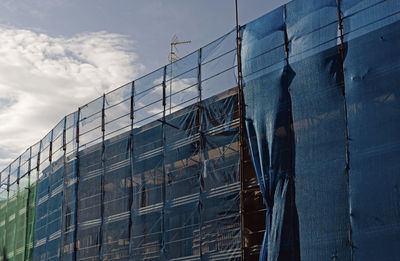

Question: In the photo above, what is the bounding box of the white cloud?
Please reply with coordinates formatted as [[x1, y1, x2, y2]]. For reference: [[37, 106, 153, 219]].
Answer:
[[0, 26, 145, 171]]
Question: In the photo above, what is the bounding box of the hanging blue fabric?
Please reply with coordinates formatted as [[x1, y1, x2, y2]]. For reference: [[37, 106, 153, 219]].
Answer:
[[241, 5, 300, 261]]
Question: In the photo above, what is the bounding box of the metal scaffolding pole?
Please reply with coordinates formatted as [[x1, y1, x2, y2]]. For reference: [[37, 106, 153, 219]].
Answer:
[[235, 0, 246, 259]]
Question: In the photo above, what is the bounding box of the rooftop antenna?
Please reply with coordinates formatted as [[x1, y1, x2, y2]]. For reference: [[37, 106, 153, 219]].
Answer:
[[168, 35, 191, 114]]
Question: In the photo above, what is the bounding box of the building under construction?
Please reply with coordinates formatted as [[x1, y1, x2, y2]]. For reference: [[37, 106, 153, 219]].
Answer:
[[1, 0, 400, 260]]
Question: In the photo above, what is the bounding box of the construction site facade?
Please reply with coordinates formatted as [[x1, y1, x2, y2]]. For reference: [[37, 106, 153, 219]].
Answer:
[[1, 0, 400, 260]]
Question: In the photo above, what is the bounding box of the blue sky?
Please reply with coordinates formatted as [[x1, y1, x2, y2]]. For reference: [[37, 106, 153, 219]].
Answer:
[[0, 0, 288, 170]]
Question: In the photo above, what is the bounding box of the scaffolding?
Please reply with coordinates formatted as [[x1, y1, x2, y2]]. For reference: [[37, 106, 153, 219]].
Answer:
[[1, 0, 400, 260]]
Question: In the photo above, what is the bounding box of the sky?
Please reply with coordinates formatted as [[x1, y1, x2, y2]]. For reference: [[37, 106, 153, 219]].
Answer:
[[0, 0, 288, 171]]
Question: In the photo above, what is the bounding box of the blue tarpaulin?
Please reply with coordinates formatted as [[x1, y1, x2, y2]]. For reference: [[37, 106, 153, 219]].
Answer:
[[242, 0, 400, 260]]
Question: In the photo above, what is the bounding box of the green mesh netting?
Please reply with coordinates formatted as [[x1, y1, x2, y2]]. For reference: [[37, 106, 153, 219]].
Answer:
[[0, 192, 7, 261], [0, 183, 36, 261]]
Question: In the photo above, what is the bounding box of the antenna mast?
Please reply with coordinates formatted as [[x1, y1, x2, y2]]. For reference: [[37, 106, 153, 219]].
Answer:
[[168, 35, 191, 114]]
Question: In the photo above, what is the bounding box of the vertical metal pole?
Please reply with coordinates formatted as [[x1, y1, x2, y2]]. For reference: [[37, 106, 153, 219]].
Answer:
[[48, 129, 54, 261], [60, 117, 67, 261], [73, 109, 80, 261], [235, 0, 246, 259], [12, 156, 21, 260], [29, 140, 42, 260], [49, 132, 53, 164], [99, 94, 106, 261], [161, 66, 167, 260], [44, 129, 54, 260], [7, 161, 10, 199], [17, 156, 21, 185], [5, 165, 10, 260], [23, 146, 32, 261], [283, 5, 289, 65], [336, 0, 346, 97], [17, 155, 21, 193], [37, 141, 42, 181], [170, 45, 173, 115], [32, 140, 42, 259], [336, 1, 353, 259], [128, 81, 135, 260], [197, 48, 203, 260]]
